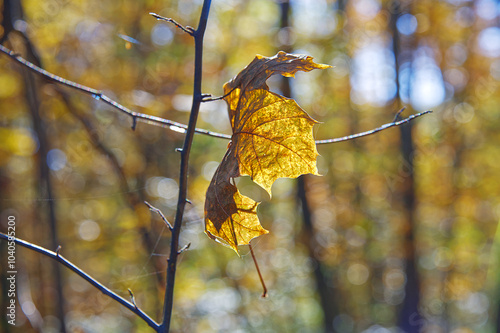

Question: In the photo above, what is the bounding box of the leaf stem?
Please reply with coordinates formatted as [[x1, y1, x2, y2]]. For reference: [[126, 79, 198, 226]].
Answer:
[[249, 243, 268, 298], [159, 1, 212, 332], [201, 87, 237, 102]]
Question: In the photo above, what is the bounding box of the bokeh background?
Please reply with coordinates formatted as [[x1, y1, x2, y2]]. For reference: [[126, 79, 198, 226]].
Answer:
[[1, 0, 500, 332]]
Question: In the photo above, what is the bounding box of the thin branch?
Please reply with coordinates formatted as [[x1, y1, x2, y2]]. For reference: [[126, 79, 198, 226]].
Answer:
[[0, 45, 431, 145], [0, 44, 231, 140], [177, 243, 191, 254], [315, 110, 432, 145], [128, 289, 138, 309], [0, 233, 160, 330], [149, 12, 195, 36], [145, 201, 173, 231], [393, 106, 406, 122]]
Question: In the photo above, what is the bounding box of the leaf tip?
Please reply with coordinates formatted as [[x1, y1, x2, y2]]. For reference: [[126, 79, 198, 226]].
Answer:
[[204, 228, 241, 255]]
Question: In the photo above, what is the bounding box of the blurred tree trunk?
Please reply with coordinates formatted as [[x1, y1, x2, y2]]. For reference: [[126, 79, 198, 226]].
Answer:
[[2, 0, 68, 331], [297, 176, 340, 333], [21, 39, 68, 333], [277, 1, 339, 332], [389, 3, 422, 332]]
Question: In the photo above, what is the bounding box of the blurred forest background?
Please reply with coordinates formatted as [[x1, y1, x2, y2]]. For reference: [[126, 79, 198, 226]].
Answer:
[[1, 0, 500, 332]]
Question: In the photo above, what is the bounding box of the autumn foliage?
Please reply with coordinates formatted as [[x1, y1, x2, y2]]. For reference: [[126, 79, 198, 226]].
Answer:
[[204, 52, 330, 253]]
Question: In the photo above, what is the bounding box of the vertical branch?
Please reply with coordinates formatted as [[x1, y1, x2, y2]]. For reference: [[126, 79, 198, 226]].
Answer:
[[160, 1, 212, 332]]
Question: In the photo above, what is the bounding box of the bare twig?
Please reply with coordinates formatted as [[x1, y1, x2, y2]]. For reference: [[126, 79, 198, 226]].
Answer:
[[128, 289, 138, 309], [0, 44, 431, 146], [393, 106, 406, 122], [145, 201, 173, 231], [149, 12, 195, 36], [177, 243, 191, 254], [0, 232, 160, 330], [0, 44, 231, 140], [315, 110, 432, 145]]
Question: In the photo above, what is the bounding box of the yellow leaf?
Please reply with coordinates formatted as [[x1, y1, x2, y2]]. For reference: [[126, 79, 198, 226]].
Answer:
[[224, 51, 331, 95], [229, 88, 319, 194], [224, 51, 329, 194], [204, 151, 268, 254], [204, 52, 330, 253]]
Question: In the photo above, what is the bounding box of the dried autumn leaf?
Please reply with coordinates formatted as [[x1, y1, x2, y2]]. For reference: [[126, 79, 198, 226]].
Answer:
[[225, 88, 319, 194], [205, 150, 268, 253], [204, 52, 330, 253], [224, 51, 330, 194], [225, 51, 332, 93]]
